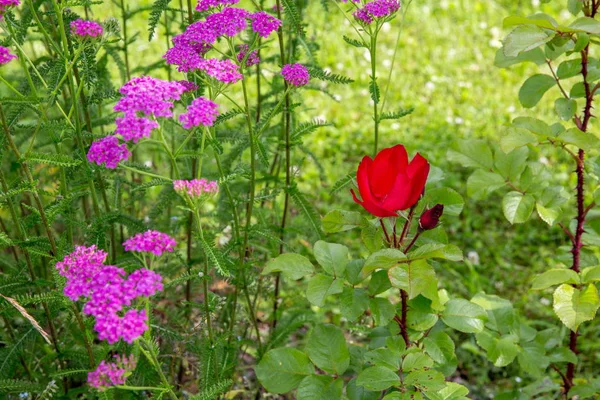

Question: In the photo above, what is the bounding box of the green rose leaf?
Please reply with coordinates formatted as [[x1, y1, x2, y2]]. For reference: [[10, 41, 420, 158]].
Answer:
[[558, 127, 600, 151], [518, 74, 556, 108], [475, 331, 520, 367], [555, 98, 576, 122], [500, 127, 539, 153], [423, 187, 464, 216], [363, 248, 406, 275], [553, 283, 600, 331], [404, 369, 446, 391], [370, 297, 396, 327], [297, 375, 343, 400], [423, 331, 458, 377], [340, 287, 370, 321], [531, 269, 580, 290], [322, 210, 365, 233], [306, 274, 344, 307], [262, 253, 314, 280], [441, 299, 487, 333], [402, 352, 434, 372], [305, 324, 350, 375], [503, 25, 554, 57], [313, 240, 349, 276], [255, 348, 315, 394], [581, 265, 600, 283], [467, 170, 506, 200], [388, 260, 439, 305], [570, 16, 600, 34], [447, 139, 494, 170], [407, 243, 463, 262], [356, 366, 401, 391], [502, 191, 535, 224]]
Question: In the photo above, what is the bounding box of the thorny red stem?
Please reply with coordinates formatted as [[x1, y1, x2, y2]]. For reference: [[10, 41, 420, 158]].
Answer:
[[563, 5, 597, 394]]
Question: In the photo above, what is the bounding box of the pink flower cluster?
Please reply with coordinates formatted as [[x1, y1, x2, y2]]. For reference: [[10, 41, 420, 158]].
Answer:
[[56, 245, 164, 344], [195, 0, 239, 12], [207, 7, 249, 37], [123, 230, 177, 256], [116, 76, 191, 118], [0, 46, 17, 65], [174, 179, 219, 198], [164, 7, 280, 80], [88, 354, 136, 390], [281, 63, 310, 86], [199, 58, 243, 83], [115, 115, 159, 143], [87, 77, 195, 169], [0, 0, 19, 18], [353, 0, 400, 24], [237, 44, 260, 67], [249, 11, 282, 38], [87, 136, 131, 169], [70, 19, 104, 38], [180, 97, 219, 129]]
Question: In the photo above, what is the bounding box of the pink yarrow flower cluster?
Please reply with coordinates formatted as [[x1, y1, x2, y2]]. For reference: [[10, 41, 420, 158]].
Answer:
[[164, 7, 280, 80], [237, 44, 260, 67], [195, 0, 239, 12], [87, 77, 194, 169], [180, 97, 219, 129], [0, 46, 17, 65], [353, 0, 400, 24], [0, 0, 19, 18], [87, 136, 131, 169], [56, 245, 164, 343], [123, 230, 177, 256], [250, 11, 282, 38], [115, 115, 159, 143], [70, 19, 104, 38], [174, 179, 219, 198], [88, 354, 136, 390], [281, 63, 310, 87]]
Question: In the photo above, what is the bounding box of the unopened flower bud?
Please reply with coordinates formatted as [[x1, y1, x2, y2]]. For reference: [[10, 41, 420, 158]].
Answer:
[[419, 204, 444, 230]]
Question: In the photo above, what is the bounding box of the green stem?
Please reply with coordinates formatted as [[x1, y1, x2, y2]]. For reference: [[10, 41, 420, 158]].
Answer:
[[370, 32, 379, 155], [140, 338, 179, 400], [240, 74, 263, 352], [273, 0, 291, 332]]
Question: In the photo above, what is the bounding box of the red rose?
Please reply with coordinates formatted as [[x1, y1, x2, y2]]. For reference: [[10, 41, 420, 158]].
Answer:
[[419, 204, 444, 230], [351, 144, 430, 218]]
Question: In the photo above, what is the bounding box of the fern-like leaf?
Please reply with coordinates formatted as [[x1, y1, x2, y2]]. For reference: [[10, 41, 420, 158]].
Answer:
[[369, 76, 380, 104], [289, 184, 322, 238], [330, 172, 354, 195], [291, 120, 331, 142], [343, 35, 366, 48], [379, 107, 414, 121], [306, 67, 354, 84], [148, 0, 171, 40], [22, 152, 81, 167], [189, 379, 233, 400], [280, 0, 305, 36]]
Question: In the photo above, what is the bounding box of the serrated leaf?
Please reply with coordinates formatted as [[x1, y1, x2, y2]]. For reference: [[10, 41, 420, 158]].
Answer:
[[356, 366, 400, 391], [553, 283, 600, 331], [531, 269, 580, 290], [503, 25, 554, 57], [441, 299, 487, 333], [502, 191, 535, 224], [305, 324, 349, 375], [255, 348, 314, 394], [262, 253, 314, 280], [518, 74, 556, 108]]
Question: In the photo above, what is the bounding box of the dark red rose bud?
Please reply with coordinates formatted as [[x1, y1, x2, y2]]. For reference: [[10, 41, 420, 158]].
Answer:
[[419, 204, 444, 230]]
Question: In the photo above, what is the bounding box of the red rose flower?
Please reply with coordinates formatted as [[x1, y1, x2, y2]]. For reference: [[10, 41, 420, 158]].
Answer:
[[351, 144, 430, 218]]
